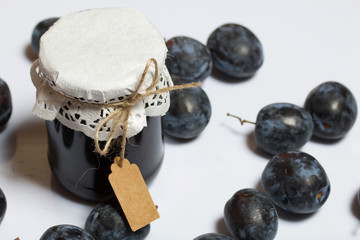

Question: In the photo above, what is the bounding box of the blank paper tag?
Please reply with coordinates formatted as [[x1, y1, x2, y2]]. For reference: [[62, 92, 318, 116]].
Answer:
[[108, 159, 160, 231]]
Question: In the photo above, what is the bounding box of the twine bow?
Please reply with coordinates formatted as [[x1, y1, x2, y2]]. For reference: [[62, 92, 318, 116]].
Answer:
[[94, 58, 201, 167]]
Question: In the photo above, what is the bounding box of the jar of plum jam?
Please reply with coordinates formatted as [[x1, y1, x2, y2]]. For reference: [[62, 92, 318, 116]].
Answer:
[[30, 8, 172, 201], [45, 116, 164, 201]]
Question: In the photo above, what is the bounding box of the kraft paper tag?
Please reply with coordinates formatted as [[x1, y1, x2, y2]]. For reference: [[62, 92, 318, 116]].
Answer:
[[109, 159, 160, 231]]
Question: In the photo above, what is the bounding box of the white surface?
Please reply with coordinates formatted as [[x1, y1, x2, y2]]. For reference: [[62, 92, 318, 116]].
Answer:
[[1, 0, 360, 239]]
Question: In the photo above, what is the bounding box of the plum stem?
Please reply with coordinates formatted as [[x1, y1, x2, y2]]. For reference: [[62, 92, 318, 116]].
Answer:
[[227, 113, 255, 125]]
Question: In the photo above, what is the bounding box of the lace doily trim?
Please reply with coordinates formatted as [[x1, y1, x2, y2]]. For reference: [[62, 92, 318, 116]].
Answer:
[[31, 59, 173, 141]]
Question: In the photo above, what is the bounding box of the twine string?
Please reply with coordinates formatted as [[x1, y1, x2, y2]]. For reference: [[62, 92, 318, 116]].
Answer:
[[94, 58, 201, 167]]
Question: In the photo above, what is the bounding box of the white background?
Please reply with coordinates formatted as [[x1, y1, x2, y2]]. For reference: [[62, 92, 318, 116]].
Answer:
[[1, 0, 360, 239]]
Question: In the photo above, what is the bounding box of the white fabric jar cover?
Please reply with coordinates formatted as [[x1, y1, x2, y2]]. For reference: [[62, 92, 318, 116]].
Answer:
[[30, 7, 173, 141]]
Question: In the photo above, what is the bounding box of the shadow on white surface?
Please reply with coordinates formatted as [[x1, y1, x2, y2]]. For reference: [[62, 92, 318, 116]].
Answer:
[[50, 175, 97, 206], [163, 133, 197, 145], [210, 67, 253, 84], [351, 191, 360, 220], [255, 178, 264, 193], [220, 121, 272, 160], [274, 205, 317, 222], [310, 134, 344, 145], [9, 118, 50, 187], [0, 125, 17, 164], [215, 217, 231, 237], [246, 131, 273, 160], [8, 117, 98, 206], [24, 43, 37, 63]]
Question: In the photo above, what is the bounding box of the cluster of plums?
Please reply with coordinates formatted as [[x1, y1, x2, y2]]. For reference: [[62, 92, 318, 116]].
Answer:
[[192, 81, 357, 239], [163, 23, 264, 140], [192, 150, 331, 240], [215, 81, 357, 239], [162, 20, 358, 240], [228, 81, 357, 155], [162, 25, 358, 240]]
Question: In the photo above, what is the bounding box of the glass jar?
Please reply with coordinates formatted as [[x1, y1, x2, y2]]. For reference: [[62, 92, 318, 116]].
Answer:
[[30, 8, 172, 202], [46, 116, 164, 201]]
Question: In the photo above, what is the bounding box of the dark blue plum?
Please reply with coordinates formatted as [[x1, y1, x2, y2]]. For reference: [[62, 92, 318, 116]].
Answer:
[[0, 188, 6, 225], [262, 151, 330, 214], [40, 224, 95, 240], [31, 17, 59, 55], [224, 188, 278, 240], [0, 78, 12, 127], [254, 103, 314, 155], [162, 87, 211, 139], [194, 233, 233, 240], [166, 36, 212, 83], [85, 197, 150, 240], [304, 81, 357, 140], [207, 23, 263, 78]]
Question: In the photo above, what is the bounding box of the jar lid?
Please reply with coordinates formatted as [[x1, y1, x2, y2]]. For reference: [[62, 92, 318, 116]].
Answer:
[[31, 7, 172, 141]]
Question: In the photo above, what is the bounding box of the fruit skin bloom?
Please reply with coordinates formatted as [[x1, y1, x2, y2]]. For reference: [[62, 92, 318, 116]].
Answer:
[[0, 78, 12, 127], [261, 151, 330, 214], [304, 81, 357, 140], [0, 188, 6, 225], [39, 225, 95, 240], [166, 36, 213, 83], [224, 188, 278, 240], [194, 233, 233, 240], [254, 102, 314, 155], [162, 87, 211, 139], [207, 23, 264, 78], [85, 197, 150, 240]]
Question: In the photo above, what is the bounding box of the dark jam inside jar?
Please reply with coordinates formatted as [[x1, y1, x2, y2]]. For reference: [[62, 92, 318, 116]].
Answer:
[[46, 116, 164, 201]]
